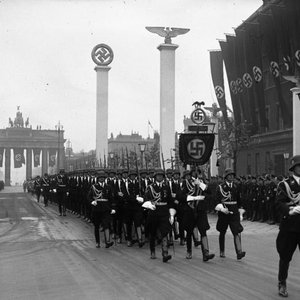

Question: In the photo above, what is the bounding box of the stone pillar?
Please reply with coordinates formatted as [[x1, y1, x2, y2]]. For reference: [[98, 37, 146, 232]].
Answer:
[[94, 66, 111, 164], [291, 86, 300, 155], [157, 43, 178, 168], [210, 117, 219, 177], [26, 148, 32, 179], [42, 149, 48, 175], [4, 148, 11, 186]]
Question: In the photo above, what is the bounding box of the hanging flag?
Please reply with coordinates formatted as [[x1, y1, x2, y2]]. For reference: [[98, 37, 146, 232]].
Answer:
[[219, 39, 242, 126], [258, 13, 292, 127], [234, 29, 257, 132], [0, 148, 4, 167], [13, 148, 25, 168], [33, 149, 41, 167], [209, 50, 229, 128], [243, 22, 267, 128], [49, 149, 56, 167], [285, 0, 300, 74]]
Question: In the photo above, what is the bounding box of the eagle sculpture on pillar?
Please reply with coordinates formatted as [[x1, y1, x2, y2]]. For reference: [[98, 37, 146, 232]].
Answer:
[[145, 27, 190, 44]]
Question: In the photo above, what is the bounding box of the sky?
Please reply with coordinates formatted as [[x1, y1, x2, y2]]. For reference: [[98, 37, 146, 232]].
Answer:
[[0, 0, 262, 153]]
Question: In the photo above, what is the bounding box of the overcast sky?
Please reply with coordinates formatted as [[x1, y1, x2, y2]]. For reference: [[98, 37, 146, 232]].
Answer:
[[0, 0, 262, 152]]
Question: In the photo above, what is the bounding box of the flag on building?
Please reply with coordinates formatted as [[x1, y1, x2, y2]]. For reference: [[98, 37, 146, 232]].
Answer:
[[49, 149, 56, 167], [13, 148, 25, 168], [209, 50, 229, 128], [219, 38, 242, 125], [33, 149, 41, 167], [0, 148, 4, 167]]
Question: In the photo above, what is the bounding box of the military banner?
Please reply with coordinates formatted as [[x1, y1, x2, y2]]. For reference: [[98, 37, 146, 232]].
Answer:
[[33, 149, 41, 167], [209, 50, 229, 128], [234, 29, 257, 132], [49, 149, 56, 167], [13, 148, 25, 169], [258, 13, 292, 126], [243, 22, 267, 128], [179, 133, 215, 165], [0, 148, 4, 167], [219, 40, 241, 126]]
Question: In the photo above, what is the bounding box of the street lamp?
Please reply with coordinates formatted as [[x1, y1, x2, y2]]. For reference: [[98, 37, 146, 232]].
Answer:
[[109, 152, 115, 168], [283, 152, 290, 176], [139, 143, 146, 168]]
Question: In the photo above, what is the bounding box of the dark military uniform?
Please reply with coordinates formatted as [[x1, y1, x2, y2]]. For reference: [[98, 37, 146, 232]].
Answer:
[[275, 155, 300, 297], [55, 170, 68, 216], [41, 174, 51, 207]]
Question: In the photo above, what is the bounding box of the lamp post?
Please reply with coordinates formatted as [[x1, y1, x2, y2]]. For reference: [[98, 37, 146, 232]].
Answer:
[[283, 152, 290, 176], [55, 121, 63, 173], [139, 143, 146, 168], [109, 152, 115, 169]]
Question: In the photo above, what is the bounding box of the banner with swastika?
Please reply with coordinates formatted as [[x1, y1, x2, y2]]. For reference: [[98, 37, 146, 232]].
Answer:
[[13, 148, 25, 168], [33, 149, 41, 167], [179, 133, 215, 165]]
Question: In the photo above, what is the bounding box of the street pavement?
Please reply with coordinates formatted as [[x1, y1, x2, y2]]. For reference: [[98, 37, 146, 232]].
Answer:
[[0, 187, 299, 300]]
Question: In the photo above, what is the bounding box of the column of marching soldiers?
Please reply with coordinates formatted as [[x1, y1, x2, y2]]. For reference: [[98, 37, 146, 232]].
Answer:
[[23, 167, 280, 262]]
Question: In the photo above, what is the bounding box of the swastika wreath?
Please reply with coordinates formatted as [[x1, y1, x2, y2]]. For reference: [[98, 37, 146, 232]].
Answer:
[[179, 133, 215, 165]]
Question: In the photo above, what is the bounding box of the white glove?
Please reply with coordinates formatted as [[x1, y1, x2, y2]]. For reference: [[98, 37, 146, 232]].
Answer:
[[136, 196, 144, 203], [142, 201, 156, 210], [66, 192, 69, 196], [169, 215, 174, 225], [40, 189, 43, 192], [118, 192, 124, 197], [199, 182, 207, 191], [53, 189, 57, 193], [215, 203, 229, 214], [289, 206, 300, 215], [91, 200, 97, 206], [238, 208, 246, 221], [172, 193, 176, 198], [187, 195, 196, 202], [111, 209, 116, 214], [195, 195, 205, 201]]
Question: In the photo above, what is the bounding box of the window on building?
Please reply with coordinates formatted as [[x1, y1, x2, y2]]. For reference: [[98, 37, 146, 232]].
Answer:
[[255, 153, 260, 175], [247, 153, 251, 174]]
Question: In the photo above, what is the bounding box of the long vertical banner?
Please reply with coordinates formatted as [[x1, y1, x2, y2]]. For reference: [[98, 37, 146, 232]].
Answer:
[[13, 148, 25, 168], [49, 149, 56, 167], [33, 149, 41, 167], [209, 50, 229, 128], [0, 148, 4, 167]]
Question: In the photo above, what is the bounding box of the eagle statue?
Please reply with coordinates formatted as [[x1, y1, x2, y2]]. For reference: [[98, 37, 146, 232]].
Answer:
[[145, 27, 190, 44]]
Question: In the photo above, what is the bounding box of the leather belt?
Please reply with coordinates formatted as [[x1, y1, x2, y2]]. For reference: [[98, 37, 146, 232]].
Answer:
[[223, 201, 237, 205], [96, 199, 108, 202]]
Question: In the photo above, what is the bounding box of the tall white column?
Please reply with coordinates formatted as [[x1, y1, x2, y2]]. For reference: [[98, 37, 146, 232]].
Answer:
[[95, 66, 110, 164], [291, 86, 300, 155], [158, 43, 178, 169]]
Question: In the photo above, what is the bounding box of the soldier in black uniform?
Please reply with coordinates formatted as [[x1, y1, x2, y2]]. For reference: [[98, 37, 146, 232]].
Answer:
[[179, 169, 214, 261], [34, 176, 42, 203], [215, 168, 246, 260], [275, 155, 300, 298], [55, 169, 68, 216], [89, 170, 115, 248], [143, 169, 175, 262], [41, 173, 51, 207]]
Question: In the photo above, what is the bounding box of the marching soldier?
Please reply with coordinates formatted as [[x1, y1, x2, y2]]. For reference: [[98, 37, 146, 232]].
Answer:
[[275, 155, 300, 298], [143, 169, 175, 262], [179, 169, 214, 260], [89, 170, 115, 248], [215, 168, 246, 260], [54, 169, 68, 216], [41, 173, 51, 207], [34, 176, 42, 203]]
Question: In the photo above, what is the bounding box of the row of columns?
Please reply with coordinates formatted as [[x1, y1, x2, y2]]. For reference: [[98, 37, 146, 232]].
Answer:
[[2, 148, 63, 186]]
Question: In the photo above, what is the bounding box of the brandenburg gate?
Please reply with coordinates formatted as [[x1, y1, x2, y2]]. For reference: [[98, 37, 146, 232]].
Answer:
[[0, 109, 65, 185]]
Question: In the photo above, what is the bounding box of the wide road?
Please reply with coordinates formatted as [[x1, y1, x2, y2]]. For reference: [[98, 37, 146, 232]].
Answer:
[[0, 187, 299, 300]]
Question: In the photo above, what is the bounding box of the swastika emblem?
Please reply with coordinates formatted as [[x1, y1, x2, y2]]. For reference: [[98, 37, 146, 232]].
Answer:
[[295, 50, 300, 67], [253, 66, 262, 82], [15, 154, 21, 161], [50, 155, 56, 162], [230, 81, 237, 94], [243, 73, 253, 88], [236, 78, 243, 93], [270, 61, 280, 78], [187, 139, 206, 159], [191, 108, 206, 125], [91, 44, 114, 66], [34, 154, 39, 162], [214, 85, 224, 99]]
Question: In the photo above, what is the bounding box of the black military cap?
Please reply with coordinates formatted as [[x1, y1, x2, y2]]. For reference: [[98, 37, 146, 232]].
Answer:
[[139, 169, 148, 175], [173, 169, 181, 175], [182, 170, 191, 178], [129, 170, 138, 176], [154, 169, 165, 177], [166, 168, 173, 175], [97, 171, 107, 178]]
